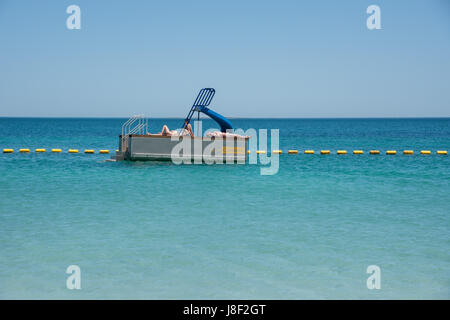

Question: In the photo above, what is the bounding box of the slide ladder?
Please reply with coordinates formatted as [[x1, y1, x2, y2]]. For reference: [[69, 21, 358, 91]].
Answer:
[[182, 88, 233, 133]]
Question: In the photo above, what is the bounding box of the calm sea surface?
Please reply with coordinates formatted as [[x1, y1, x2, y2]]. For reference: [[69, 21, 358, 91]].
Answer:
[[0, 118, 449, 299]]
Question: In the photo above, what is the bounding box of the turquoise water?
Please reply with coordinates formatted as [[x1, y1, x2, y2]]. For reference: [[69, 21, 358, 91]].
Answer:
[[0, 118, 449, 299]]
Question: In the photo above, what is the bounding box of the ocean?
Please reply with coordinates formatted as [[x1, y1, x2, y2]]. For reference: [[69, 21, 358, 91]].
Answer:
[[0, 117, 449, 299]]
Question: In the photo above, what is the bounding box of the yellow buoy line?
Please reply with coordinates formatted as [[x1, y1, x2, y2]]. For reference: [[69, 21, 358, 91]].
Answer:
[[245, 150, 447, 155], [3, 148, 111, 154], [2, 148, 448, 156]]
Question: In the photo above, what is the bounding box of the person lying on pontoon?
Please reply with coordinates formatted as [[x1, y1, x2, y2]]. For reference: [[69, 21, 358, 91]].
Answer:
[[158, 123, 193, 136], [205, 131, 250, 139]]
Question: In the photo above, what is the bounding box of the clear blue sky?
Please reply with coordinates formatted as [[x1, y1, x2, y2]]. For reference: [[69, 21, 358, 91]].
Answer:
[[0, 0, 449, 117]]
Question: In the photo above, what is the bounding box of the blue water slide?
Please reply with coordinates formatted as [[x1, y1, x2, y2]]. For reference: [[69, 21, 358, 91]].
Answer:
[[182, 88, 233, 133], [198, 106, 233, 133]]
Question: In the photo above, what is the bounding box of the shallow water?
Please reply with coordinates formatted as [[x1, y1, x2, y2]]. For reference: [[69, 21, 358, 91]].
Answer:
[[0, 118, 449, 299]]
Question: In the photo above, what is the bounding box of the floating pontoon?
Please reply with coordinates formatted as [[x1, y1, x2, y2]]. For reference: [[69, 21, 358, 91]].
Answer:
[[114, 88, 249, 162]]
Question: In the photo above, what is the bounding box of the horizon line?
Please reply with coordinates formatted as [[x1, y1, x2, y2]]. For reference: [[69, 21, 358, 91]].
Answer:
[[0, 116, 449, 120]]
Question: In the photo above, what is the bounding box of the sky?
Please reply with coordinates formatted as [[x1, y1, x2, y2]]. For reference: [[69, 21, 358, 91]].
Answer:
[[0, 0, 449, 118]]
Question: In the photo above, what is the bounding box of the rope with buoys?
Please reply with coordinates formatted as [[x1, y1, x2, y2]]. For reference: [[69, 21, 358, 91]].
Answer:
[[2, 148, 448, 156]]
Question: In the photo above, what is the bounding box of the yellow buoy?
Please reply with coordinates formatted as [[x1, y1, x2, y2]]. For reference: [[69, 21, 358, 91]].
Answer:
[[386, 150, 397, 155], [247, 150, 251, 154], [337, 150, 347, 155], [35, 148, 46, 153], [436, 150, 447, 155], [320, 150, 330, 155], [99, 150, 110, 154], [353, 150, 363, 154], [52, 149, 62, 153], [420, 150, 431, 155], [370, 150, 380, 155], [68, 149, 79, 153], [256, 150, 266, 154], [304, 150, 314, 154], [3, 149, 13, 153], [288, 150, 298, 154], [403, 150, 414, 155], [20, 148, 30, 153], [84, 149, 95, 154], [272, 150, 282, 154]]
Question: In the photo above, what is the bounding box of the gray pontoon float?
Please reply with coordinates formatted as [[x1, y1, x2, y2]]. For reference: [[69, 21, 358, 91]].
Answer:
[[114, 88, 249, 162]]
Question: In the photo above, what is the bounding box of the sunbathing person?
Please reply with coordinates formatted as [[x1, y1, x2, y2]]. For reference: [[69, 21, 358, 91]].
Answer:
[[158, 123, 193, 136], [205, 131, 249, 139], [159, 125, 177, 136]]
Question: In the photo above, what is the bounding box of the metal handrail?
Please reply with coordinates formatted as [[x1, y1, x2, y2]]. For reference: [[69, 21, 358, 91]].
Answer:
[[121, 115, 148, 152], [122, 115, 148, 136], [122, 116, 137, 137], [129, 121, 147, 135]]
